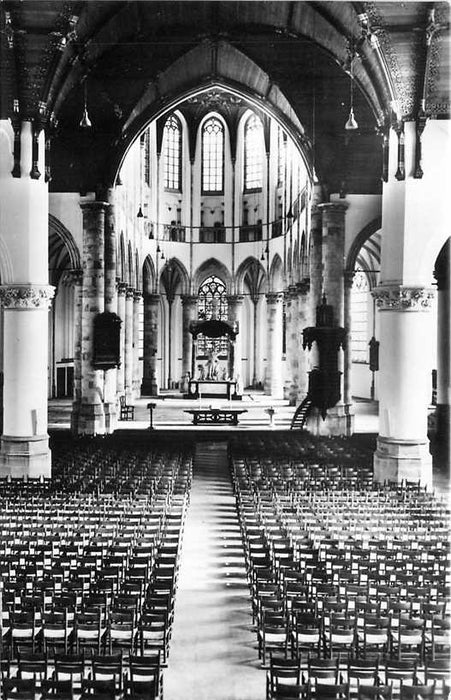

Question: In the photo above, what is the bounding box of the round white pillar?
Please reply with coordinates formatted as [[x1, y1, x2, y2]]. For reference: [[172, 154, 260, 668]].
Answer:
[[124, 287, 135, 402], [372, 285, 434, 487], [0, 285, 54, 477], [227, 295, 244, 384], [265, 292, 284, 399]]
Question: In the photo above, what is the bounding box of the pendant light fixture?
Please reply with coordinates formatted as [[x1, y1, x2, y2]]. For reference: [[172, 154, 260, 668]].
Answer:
[[345, 49, 358, 131], [79, 79, 92, 129]]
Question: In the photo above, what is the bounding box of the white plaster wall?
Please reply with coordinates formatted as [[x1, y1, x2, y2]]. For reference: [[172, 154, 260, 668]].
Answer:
[[49, 193, 83, 253], [381, 120, 451, 286], [330, 193, 382, 263]]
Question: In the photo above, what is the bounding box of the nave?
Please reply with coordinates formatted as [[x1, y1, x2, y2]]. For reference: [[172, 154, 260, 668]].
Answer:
[[0, 434, 449, 700]]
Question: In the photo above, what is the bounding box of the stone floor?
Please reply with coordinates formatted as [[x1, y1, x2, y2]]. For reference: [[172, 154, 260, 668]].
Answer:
[[48, 393, 379, 433], [164, 441, 264, 700]]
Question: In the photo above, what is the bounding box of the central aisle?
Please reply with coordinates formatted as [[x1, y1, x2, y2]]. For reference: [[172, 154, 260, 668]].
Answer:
[[164, 442, 264, 700]]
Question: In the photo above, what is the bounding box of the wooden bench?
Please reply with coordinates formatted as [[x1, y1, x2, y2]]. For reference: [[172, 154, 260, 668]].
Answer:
[[184, 408, 247, 426]]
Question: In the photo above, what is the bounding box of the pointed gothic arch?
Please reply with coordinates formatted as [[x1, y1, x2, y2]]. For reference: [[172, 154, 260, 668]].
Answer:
[[268, 253, 284, 292], [193, 258, 232, 291], [143, 255, 156, 295]]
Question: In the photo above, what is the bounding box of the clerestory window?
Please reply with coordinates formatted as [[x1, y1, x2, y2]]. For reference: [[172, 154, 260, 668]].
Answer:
[[202, 117, 224, 194], [163, 114, 182, 191], [244, 113, 263, 191]]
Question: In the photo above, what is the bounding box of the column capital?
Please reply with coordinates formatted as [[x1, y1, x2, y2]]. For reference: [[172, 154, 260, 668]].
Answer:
[[296, 280, 310, 295], [317, 201, 349, 214], [227, 294, 245, 305], [181, 294, 198, 307], [372, 285, 435, 311], [117, 281, 128, 295], [80, 200, 109, 212], [65, 269, 83, 286], [0, 284, 55, 310], [126, 287, 135, 299], [344, 271, 355, 289], [266, 291, 284, 305], [133, 290, 142, 302], [144, 292, 161, 305], [284, 285, 298, 302]]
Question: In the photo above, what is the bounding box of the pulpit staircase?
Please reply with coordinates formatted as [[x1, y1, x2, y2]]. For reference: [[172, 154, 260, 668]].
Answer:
[[290, 396, 313, 430]]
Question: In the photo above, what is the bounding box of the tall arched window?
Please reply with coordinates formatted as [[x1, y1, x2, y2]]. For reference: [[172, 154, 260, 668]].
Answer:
[[163, 114, 182, 191], [277, 125, 286, 187], [202, 117, 224, 194], [197, 275, 228, 356], [244, 113, 263, 191], [351, 270, 370, 362]]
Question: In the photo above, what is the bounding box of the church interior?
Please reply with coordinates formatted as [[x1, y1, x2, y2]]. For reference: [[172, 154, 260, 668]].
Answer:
[[0, 2, 449, 699]]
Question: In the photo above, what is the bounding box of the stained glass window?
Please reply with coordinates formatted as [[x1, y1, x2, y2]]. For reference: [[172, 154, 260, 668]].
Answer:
[[197, 275, 228, 356]]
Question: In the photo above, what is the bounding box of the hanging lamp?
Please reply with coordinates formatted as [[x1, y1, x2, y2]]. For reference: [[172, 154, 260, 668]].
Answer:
[[79, 80, 92, 129], [345, 51, 358, 131]]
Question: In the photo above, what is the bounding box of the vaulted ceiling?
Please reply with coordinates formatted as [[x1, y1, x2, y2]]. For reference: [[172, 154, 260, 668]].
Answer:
[[0, 1, 449, 196]]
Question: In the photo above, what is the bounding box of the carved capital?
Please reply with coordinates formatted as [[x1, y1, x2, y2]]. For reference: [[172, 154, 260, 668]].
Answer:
[[284, 285, 298, 302], [126, 287, 135, 300], [181, 294, 198, 307], [372, 285, 435, 311], [317, 202, 349, 214], [296, 280, 310, 296], [116, 282, 128, 295], [0, 284, 55, 310], [344, 271, 355, 290], [226, 294, 244, 306], [266, 292, 284, 305], [144, 293, 161, 306], [133, 290, 142, 302], [65, 269, 83, 286]]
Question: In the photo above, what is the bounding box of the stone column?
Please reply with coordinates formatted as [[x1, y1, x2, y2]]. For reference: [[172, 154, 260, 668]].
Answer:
[[309, 206, 323, 311], [315, 201, 354, 435], [227, 295, 244, 383], [70, 270, 83, 433], [181, 295, 198, 391], [132, 291, 142, 397], [434, 256, 450, 468], [0, 285, 54, 477], [76, 201, 107, 435], [265, 292, 284, 399], [372, 285, 434, 487], [284, 286, 298, 405], [116, 282, 127, 395], [141, 293, 160, 396], [296, 280, 310, 402], [124, 287, 135, 402], [318, 202, 348, 327], [103, 195, 118, 432], [343, 271, 355, 406], [308, 206, 323, 372]]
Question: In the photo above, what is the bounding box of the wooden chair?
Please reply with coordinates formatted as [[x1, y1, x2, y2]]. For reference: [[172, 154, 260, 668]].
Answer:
[[119, 396, 135, 421]]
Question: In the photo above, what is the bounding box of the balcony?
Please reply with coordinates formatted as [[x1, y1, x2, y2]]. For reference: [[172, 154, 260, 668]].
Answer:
[[239, 223, 262, 242], [199, 225, 226, 243], [163, 223, 186, 242]]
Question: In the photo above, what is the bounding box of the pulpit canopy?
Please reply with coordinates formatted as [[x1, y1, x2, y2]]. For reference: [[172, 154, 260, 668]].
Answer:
[[189, 319, 238, 340]]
